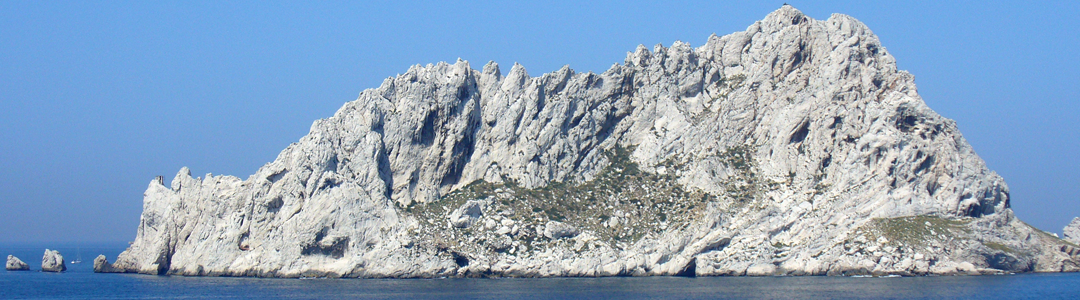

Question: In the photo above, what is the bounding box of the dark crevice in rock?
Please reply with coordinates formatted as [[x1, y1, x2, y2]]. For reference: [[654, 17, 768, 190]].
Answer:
[[261, 196, 278, 213], [984, 252, 1031, 272], [326, 155, 339, 173], [701, 237, 731, 253], [789, 120, 810, 144], [791, 42, 807, 71], [378, 147, 394, 199], [897, 115, 918, 133], [238, 232, 250, 251], [440, 106, 479, 187], [563, 100, 582, 133], [927, 179, 940, 196], [675, 257, 697, 277], [418, 110, 439, 145], [156, 241, 175, 276], [317, 176, 341, 191], [535, 89, 546, 120], [960, 195, 982, 218], [267, 169, 288, 183], [594, 106, 629, 146], [914, 155, 935, 175], [828, 116, 842, 129], [456, 84, 470, 102], [301, 237, 349, 259], [452, 252, 470, 267], [302, 227, 348, 259]]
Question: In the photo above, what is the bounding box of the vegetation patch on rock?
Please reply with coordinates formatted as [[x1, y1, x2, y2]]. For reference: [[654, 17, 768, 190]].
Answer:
[[405, 146, 716, 257]]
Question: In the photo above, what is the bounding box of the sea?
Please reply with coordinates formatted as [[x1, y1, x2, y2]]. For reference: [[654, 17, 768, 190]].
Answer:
[[2, 242, 1079, 299]]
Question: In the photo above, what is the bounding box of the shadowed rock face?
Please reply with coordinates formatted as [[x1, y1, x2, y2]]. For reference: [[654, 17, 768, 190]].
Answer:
[[97, 5, 1080, 278], [6, 255, 29, 271]]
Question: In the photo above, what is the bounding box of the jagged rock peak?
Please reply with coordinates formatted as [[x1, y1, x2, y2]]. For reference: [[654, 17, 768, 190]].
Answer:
[[1065, 217, 1080, 244]]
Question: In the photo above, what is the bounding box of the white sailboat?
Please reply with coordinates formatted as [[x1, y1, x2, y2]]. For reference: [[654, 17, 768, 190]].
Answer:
[[70, 248, 82, 264]]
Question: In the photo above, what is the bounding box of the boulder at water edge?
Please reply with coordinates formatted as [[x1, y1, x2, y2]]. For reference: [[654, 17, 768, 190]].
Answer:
[[93, 255, 120, 273]]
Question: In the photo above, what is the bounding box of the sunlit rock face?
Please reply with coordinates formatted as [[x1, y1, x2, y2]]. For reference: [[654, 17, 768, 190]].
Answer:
[[98, 5, 1079, 277]]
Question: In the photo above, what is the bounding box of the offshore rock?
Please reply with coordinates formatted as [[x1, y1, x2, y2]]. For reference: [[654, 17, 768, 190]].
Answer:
[[99, 5, 1080, 277], [41, 249, 65, 272], [6, 255, 29, 271], [94, 255, 120, 273]]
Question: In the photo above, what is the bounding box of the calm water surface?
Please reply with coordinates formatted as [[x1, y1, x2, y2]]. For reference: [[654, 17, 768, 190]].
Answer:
[[3, 243, 1078, 299]]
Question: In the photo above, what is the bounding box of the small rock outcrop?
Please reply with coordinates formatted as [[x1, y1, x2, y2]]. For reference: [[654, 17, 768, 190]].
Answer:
[[544, 221, 579, 239], [41, 249, 65, 272], [1065, 217, 1080, 244], [448, 200, 485, 228], [6, 255, 29, 271], [98, 5, 1080, 277], [94, 255, 119, 273]]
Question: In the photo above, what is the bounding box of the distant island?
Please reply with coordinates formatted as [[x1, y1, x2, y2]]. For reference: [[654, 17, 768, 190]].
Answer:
[[94, 5, 1080, 278]]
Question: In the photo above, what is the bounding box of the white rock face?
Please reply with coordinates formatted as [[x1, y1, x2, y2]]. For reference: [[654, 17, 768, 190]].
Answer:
[[746, 263, 777, 276], [1064, 218, 1080, 245], [41, 249, 65, 272], [97, 6, 1080, 277], [6, 255, 29, 271]]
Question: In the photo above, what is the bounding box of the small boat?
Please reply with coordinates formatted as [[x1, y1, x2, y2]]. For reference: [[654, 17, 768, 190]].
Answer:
[[70, 248, 82, 264]]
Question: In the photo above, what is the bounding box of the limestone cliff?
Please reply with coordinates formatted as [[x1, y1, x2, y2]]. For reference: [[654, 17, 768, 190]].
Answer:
[[97, 6, 1080, 277]]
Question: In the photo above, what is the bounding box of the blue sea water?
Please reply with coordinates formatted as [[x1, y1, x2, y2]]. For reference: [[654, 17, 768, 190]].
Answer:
[[2, 243, 1079, 299]]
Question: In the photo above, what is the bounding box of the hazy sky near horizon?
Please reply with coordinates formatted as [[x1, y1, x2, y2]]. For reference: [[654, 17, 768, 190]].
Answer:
[[1, 1, 1078, 243]]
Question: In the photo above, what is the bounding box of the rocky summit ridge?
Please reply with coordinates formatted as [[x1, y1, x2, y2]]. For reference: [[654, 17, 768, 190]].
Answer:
[[96, 6, 1080, 277]]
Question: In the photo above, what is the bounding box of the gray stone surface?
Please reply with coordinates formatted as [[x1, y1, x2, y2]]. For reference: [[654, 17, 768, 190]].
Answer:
[[96, 5, 1080, 277], [6, 255, 29, 271], [449, 200, 484, 228], [93, 255, 120, 273], [543, 221, 579, 239], [41, 249, 65, 272]]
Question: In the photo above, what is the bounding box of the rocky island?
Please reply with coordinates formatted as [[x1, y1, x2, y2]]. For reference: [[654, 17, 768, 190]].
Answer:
[[6, 255, 29, 271], [42, 249, 65, 272], [95, 6, 1080, 277]]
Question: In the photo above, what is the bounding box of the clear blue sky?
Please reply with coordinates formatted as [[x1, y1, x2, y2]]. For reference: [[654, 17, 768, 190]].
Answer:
[[1, 1, 1077, 243]]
